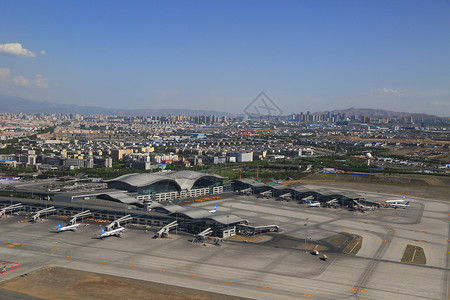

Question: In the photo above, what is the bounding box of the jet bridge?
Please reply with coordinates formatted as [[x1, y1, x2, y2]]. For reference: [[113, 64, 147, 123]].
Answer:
[[66, 210, 91, 225], [238, 188, 252, 195], [30, 206, 56, 222], [105, 214, 132, 231], [258, 190, 272, 198], [154, 221, 178, 238], [352, 200, 377, 212], [277, 193, 292, 201], [192, 227, 213, 244], [300, 195, 314, 203], [192, 227, 223, 245], [325, 198, 338, 207], [0, 203, 22, 217]]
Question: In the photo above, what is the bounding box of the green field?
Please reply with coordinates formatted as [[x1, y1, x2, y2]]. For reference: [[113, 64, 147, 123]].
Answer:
[[401, 245, 426, 264]]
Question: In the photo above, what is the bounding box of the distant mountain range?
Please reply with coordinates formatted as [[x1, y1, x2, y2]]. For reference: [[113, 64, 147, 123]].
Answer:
[[0, 95, 444, 119], [315, 107, 440, 119], [0, 95, 235, 117]]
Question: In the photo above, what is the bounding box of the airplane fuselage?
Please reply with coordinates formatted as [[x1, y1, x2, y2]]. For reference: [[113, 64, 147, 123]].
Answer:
[[100, 227, 125, 238], [57, 223, 81, 232]]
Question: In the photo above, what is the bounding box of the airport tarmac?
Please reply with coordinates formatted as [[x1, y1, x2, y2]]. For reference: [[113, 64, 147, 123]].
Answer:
[[0, 187, 448, 300]]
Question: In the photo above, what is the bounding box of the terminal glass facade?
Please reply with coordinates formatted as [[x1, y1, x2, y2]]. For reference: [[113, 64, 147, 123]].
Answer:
[[137, 180, 180, 196]]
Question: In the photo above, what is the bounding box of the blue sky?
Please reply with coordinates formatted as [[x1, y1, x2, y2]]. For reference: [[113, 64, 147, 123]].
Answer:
[[0, 0, 449, 116]]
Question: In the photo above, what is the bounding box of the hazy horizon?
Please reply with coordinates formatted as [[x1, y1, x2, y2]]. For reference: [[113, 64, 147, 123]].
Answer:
[[1, 1, 449, 117]]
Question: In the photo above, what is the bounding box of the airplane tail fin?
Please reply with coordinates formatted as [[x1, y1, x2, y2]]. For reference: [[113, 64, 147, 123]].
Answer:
[[101, 228, 105, 234], [406, 201, 410, 206], [57, 223, 62, 229], [402, 196, 406, 200]]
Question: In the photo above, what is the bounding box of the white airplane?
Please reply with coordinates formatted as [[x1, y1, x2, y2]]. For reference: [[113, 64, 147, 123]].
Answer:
[[100, 227, 125, 238], [385, 196, 406, 204], [308, 200, 320, 207], [56, 222, 80, 232], [209, 205, 217, 213], [390, 201, 410, 209]]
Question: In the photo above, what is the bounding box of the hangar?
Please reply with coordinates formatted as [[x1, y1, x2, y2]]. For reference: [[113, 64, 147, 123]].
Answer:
[[106, 171, 225, 201]]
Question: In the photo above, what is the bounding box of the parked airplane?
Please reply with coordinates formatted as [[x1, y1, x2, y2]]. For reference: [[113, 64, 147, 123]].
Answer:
[[390, 201, 410, 209], [308, 200, 320, 207], [56, 222, 80, 232], [209, 205, 218, 213], [100, 227, 125, 238], [385, 196, 406, 204]]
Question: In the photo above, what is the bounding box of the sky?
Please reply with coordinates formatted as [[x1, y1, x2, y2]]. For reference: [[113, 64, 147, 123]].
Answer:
[[0, 0, 449, 116]]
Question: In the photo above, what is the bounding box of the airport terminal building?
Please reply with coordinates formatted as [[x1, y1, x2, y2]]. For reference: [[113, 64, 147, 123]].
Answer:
[[106, 171, 227, 201]]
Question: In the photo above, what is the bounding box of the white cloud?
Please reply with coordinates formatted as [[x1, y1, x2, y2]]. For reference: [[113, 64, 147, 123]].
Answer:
[[368, 88, 404, 96], [13, 75, 30, 86], [33, 74, 48, 88], [0, 43, 36, 57], [40, 50, 46, 55], [0, 68, 11, 80]]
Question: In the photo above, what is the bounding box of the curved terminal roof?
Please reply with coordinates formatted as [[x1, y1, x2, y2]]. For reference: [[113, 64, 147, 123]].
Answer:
[[97, 192, 143, 206], [173, 209, 212, 219], [106, 173, 179, 189], [107, 171, 224, 191], [209, 214, 246, 225]]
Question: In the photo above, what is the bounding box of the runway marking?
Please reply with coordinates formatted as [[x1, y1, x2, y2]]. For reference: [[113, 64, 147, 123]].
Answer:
[[46, 253, 53, 255], [350, 288, 357, 291], [6, 244, 14, 247], [0, 266, 22, 274], [158, 270, 165, 272], [0, 260, 21, 274], [129, 265, 135, 268], [12, 243, 21, 246], [98, 261, 106, 263], [420, 231, 426, 234], [387, 229, 392, 232], [428, 247, 439, 269], [51, 247, 59, 250], [66, 256, 71, 259], [263, 286, 270, 289], [359, 289, 366, 293], [381, 240, 387, 242], [303, 294, 312, 297], [225, 280, 232, 283], [191, 275, 198, 278], [387, 241, 399, 261]]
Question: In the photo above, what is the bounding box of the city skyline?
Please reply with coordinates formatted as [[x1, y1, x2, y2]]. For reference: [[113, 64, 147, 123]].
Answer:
[[1, 1, 450, 117]]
